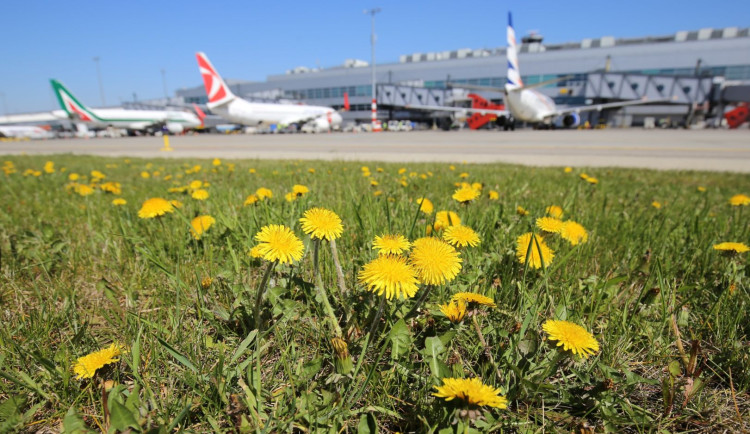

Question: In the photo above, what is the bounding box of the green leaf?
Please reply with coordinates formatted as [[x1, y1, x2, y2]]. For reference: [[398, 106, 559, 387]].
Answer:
[[157, 337, 197, 373], [230, 330, 257, 365], [357, 413, 377, 434], [388, 319, 412, 360], [63, 406, 92, 433], [108, 398, 140, 433], [300, 357, 322, 381], [422, 336, 448, 379], [668, 360, 681, 378]]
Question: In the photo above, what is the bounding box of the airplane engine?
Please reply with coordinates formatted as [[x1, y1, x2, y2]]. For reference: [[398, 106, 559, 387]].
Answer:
[[166, 123, 185, 134], [303, 117, 330, 133], [562, 113, 580, 128]]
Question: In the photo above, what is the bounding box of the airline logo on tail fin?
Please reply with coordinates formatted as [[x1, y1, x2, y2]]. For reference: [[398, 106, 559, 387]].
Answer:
[[192, 103, 206, 127], [506, 12, 523, 90], [50, 80, 100, 122], [196, 52, 235, 106]]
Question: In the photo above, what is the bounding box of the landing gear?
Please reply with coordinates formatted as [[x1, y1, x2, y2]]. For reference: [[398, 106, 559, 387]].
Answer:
[[503, 117, 516, 131]]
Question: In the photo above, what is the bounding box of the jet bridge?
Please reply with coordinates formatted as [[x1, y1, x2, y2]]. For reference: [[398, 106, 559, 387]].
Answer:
[[572, 72, 716, 105]]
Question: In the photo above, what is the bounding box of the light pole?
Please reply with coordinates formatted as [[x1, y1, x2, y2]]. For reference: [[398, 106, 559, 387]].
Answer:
[[161, 68, 169, 99], [364, 7, 382, 132], [93, 56, 106, 106]]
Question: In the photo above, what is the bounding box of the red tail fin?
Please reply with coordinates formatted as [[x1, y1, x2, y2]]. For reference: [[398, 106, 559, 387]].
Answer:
[[343, 92, 350, 111], [192, 104, 207, 127], [195, 52, 235, 106]]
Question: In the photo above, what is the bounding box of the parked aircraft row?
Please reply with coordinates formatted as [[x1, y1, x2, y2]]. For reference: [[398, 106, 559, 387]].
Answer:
[[1, 12, 666, 138]]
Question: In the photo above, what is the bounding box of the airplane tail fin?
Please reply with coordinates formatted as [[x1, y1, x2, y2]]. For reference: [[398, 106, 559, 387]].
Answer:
[[343, 92, 350, 111], [506, 12, 523, 92], [49, 79, 99, 122], [196, 52, 235, 107], [192, 103, 207, 127]]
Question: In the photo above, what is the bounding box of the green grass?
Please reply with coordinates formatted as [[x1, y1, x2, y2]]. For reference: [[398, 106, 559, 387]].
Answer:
[[0, 155, 748, 433]]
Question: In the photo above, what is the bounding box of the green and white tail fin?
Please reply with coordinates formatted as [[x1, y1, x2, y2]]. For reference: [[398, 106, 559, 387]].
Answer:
[[50, 80, 100, 122]]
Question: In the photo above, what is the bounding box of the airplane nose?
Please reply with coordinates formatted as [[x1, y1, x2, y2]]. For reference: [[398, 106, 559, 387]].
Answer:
[[333, 112, 343, 125]]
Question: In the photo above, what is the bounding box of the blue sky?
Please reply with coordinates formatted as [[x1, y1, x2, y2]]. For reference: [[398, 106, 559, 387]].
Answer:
[[1, 0, 748, 113]]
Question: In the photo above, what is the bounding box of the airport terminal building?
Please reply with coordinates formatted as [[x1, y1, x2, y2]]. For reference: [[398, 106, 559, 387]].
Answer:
[[176, 26, 750, 127]]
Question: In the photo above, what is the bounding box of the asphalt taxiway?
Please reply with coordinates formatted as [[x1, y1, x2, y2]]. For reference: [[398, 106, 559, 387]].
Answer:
[[2, 129, 749, 172]]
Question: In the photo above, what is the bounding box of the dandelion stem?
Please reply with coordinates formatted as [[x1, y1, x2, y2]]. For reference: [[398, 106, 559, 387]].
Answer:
[[314, 265, 343, 338], [367, 294, 387, 339], [254, 260, 277, 331], [472, 315, 503, 382], [329, 239, 348, 296], [312, 239, 320, 282], [407, 198, 422, 240], [404, 284, 433, 320]]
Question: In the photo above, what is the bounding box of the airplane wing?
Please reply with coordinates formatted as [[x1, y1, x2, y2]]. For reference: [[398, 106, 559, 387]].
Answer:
[[554, 97, 675, 116], [404, 104, 510, 117]]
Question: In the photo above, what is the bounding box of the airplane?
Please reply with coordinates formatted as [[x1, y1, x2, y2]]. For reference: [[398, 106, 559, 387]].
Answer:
[[195, 52, 343, 132], [411, 13, 669, 130], [50, 80, 202, 134], [0, 125, 54, 139]]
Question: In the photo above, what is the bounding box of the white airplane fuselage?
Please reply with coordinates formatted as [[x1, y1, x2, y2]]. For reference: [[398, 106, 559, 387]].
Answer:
[[505, 88, 557, 123], [211, 98, 343, 130], [78, 108, 201, 132]]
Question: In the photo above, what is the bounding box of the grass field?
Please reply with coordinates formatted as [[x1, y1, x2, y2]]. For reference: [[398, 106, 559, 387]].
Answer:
[[0, 155, 748, 433]]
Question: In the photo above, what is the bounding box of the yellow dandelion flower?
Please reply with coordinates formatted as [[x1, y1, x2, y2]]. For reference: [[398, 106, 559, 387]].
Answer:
[[73, 343, 123, 380], [543, 319, 600, 358], [399, 179, 408, 187], [560, 221, 588, 245], [358, 255, 419, 300], [140, 171, 151, 179], [171, 200, 183, 209], [579, 173, 590, 181], [458, 172, 469, 179], [546, 205, 563, 218], [373, 190, 383, 197], [292, 184, 310, 196], [729, 194, 750, 206], [100, 182, 121, 195], [299, 207, 344, 240], [244, 194, 259, 206], [307, 168, 315, 174], [90, 170, 106, 180], [43, 161, 55, 173], [516, 205, 529, 216], [536, 217, 563, 234], [189, 180, 203, 190], [452, 292, 496, 307], [249, 245, 264, 258], [452, 186, 480, 204], [370, 179, 379, 187], [285, 192, 297, 202], [112, 198, 127, 206], [201, 276, 212, 289], [443, 225, 480, 248], [417, 197, 434, 215], [410, 237, 462, 285], [433, 377, 508, 409], [190, 215, 216, 240], [398, 168, 407, 175], [192, 189, 209, 200], [212, 158, 221, 166], [68, 173, 80, 181], [372, 234, 411, 255], [471, 182, 482, 191], [586, 177, 599, 184], [434, 211, 461, 231], [254, 224, 304, 264], [138, 197, 174, 219], [256, 187, 273, 200], [439, 300, 467, 323], [76, 184, 95, 196], [564, 167, 573, 173], [361, 166, 370, 173], [713, 242, 749, 254], [515, 233, 554, 269], [651, 201, 662, 209], [697, 186, 706, 192], [488, 190, 499, 200]]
